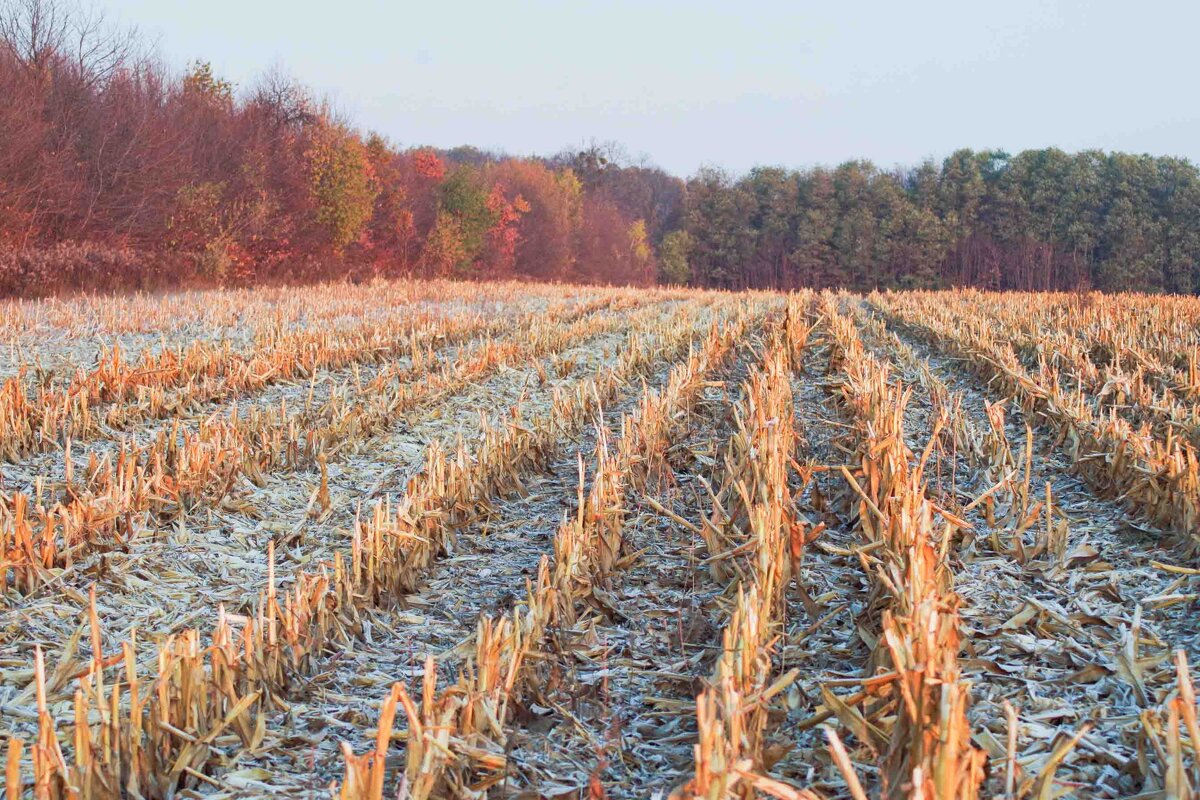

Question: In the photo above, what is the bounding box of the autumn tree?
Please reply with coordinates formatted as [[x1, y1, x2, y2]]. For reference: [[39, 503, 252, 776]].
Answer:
[[6, 4, 1200, 296], [304, 121, 378, 255], [486, 159, 579, 280], [481, 183, 529, 277]]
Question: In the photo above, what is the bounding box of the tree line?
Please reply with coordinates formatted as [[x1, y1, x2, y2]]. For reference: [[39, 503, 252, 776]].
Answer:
[[3, 0, 1200, 295], [0, 0, 670, 294], [674, 151, 1200, 294]]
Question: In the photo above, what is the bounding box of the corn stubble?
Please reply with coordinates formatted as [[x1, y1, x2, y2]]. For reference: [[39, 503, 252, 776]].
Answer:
[[3, 283, 1199, 798], [337, 300, 764, 798], [674, 300, 817, 800], [1, 292, 658, 598], [816, 295, 988, 799]]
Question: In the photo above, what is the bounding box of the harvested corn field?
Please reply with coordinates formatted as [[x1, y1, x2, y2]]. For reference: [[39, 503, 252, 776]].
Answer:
[[1, 281, 1198, 800]]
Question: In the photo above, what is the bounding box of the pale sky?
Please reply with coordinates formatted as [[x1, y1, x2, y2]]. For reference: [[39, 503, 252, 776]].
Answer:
[[107, 0, 1200, 176]]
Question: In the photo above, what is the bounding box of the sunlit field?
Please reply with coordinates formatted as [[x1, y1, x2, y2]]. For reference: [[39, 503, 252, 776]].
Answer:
[[1, 281, 1197, 798]]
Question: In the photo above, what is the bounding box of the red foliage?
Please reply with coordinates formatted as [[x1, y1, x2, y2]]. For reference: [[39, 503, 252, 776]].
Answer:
[[483, 183, 528, 276], [413, 149, 445, 181], [485, 160, 580, 281], [575, 196, 655, 286], [0, 5, 668, 295]]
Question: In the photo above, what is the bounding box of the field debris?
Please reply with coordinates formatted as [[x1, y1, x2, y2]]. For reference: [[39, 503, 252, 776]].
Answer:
[[1, 281, 1198, 799]]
